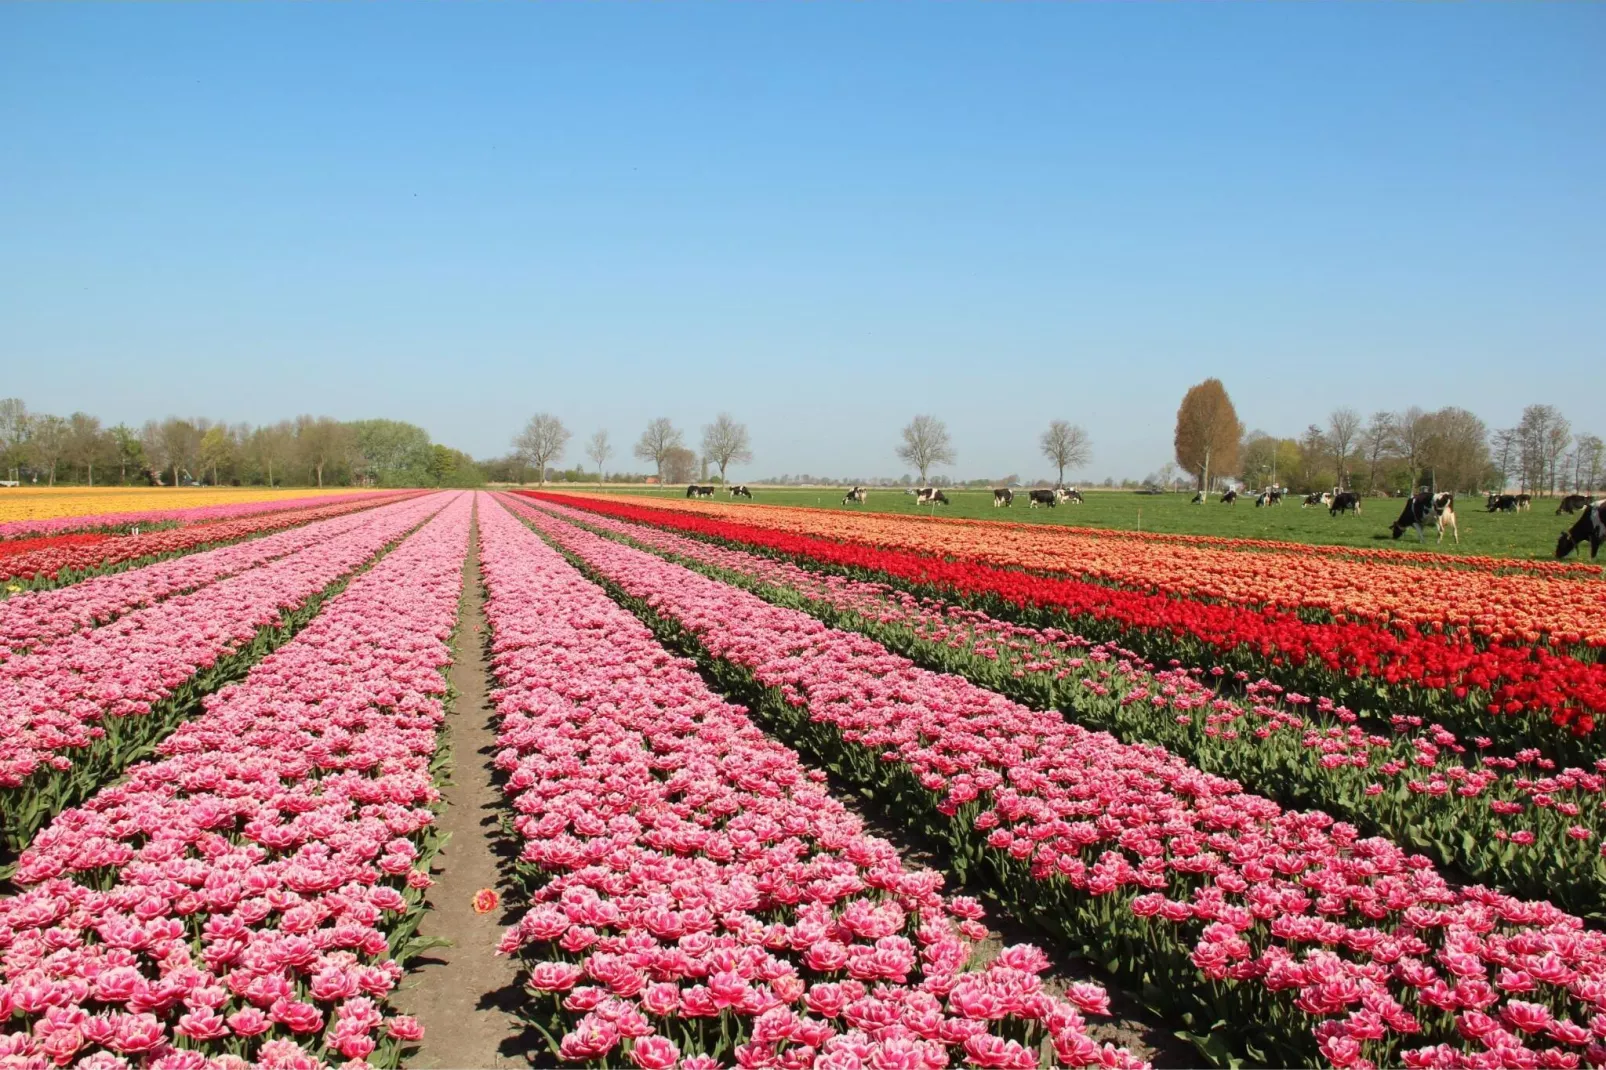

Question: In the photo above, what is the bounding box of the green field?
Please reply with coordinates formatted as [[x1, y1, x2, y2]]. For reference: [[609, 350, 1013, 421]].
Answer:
[[538, 485, 1598, 563]]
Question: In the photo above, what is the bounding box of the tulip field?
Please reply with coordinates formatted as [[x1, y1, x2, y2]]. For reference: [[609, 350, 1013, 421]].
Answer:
[[2, 488, 1605, 1068]]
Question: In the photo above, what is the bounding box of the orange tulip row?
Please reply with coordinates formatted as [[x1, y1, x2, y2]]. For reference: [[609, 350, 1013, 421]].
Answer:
[[572, 495, 1606, 651]]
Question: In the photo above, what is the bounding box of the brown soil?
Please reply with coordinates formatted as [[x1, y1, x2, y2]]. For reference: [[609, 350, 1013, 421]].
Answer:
[[391, 520, 535, 1068]]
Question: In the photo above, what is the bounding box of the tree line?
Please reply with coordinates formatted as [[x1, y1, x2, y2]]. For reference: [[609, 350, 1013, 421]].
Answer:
[[1171, 380, 1602, 496], [0, 398, 481, 489]]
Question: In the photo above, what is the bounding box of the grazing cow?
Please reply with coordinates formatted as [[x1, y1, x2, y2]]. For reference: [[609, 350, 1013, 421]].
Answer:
[[1058, 486, 1084, 505], [1267, 488, 1283, 505], [728, 484, 752, 499], [686, 484, 715, 499], [1558, 494, 1591, 515], [1302, 492, 1333, 508], [1191, 491, 1205, 504], [843, 486, 868, 505], [1391, 491, 1458, 545], [1516, 494, 1532, 511], [914, 487, 939, 504], [930, 490, 950, 505], [1028, 489, 1059, 508], [992, 488, 1014, 507], [1487, 494, 1519, 513], [1221, 489, 1238, 505], [1329, 491, 1362, 516], [1557, 502, 1606, 559]]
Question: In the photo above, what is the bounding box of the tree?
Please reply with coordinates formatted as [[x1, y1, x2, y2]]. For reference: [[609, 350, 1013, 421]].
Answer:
[[1297, 425, 1333, 492], [1394, 407, 1430, 493], [1490, 427, 1519, 493], [0, 398, 29, 482], [108, 424, 143, 485], [633, 418, 684, 482], [349, 419, 432, 486], [294, 415, 351, 488], [198, 424, 235, 486], [1360, 412, 1397, 494], [1173, 379, 1242, 492], [66, 412, 105, 486], [1517, 405, 1568, 495], [896, 415, 956, 484], [249, 422, 295, 487], [1577, 434, 1605, 495], [586, 430, 613, 482], [513, 413, 571, 487], [662, 446, 698, 485], [28, 414, 69, 485], [1419, 407, 1490, 493], [1327, 407, 1362, 491], [701, 414, 753, 484], [1038, 420, 1091, 487]]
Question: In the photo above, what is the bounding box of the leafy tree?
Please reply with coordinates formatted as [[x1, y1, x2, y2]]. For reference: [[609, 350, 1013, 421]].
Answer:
[[294, 415, 352, 488], [1173, 379, 1241, 492], [633, 418, 684, 482], [28, 414, 70, 485], [1393, 407, 1431, 493], [662, 446, 698, 485], [1038, 420, 1090, 487], [586, 430, 613, 482], [513, 413, 571, 486], [108, 424, 144, 485], [896, 415, 955, 484], [701, 414, 752, 484], [348, 419, 433, 486], [66, 412, 106, 486], [1360, 412, 1397, 494], [249, 422, 295, 487], [1421, 407, 1491, 494], [0, 398, 27, 482], [199, 424, 236, 486]]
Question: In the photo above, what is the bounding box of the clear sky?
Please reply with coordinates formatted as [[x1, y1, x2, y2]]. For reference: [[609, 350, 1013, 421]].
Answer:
[[2, 5, 1601, 482]]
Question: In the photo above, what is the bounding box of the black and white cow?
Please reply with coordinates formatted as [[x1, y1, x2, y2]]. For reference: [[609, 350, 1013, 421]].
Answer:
[[914, 487, 950, 505], [728, 484, 752, 499], [1059, 486, 1084, 505], [1255, 488, 1284, 507], [686, 484, 715, 499], [1391, 491, 1457, 545], [1487, 494, 1519, 513], [843, 486, 868, 505], [1516, 494, 1533, 511], [1303, 492, 1332, 508], [993, 488, 1014, 507], [1028, 489, 1059, 508], [1220, 489, 1238, 505], [1329, 491, 1362, 516], [1558, 494, 1591, 515], [1190, 491, 1205, 504], [1557, 502, 1606, 559]]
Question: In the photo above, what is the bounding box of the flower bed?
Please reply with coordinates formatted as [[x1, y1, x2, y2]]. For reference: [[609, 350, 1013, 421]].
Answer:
[[0, 489, 398, 539], [0, 491, 422, 589], [0, 493, 471, 1068], [0, 493, 450, 855], [525, 493, 1606, 753], [522, 500, 1606, 1070], [475, 495, 1141, 1070], [516, 495, 1606, 922], [0, 496, 419, 660]]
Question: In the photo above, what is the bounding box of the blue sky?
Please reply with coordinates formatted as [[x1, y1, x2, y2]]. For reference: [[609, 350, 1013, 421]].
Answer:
[[2, 5, 1601, 482]]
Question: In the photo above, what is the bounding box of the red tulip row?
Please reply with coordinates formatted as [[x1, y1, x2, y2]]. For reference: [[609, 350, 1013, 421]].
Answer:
[[519, 493, 1606, 756], [519, 499, 1606, 1070], [476, 494, 1142, 1070], [520, 495, 1606, 924], [0, 491, 423, 588]]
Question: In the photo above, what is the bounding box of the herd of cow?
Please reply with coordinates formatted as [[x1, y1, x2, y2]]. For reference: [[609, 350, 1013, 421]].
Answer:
[[682, 481, 1605, 560]]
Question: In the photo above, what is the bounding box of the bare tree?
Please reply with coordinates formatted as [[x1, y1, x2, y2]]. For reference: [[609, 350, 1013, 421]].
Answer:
[[1326, 408, 1362, 491], [294, 415, 350, 489], [1517, 405, 1569, 496], [896, 415, 956, 484], [662, 446, 698, 485], [1038, 420, 1091, 487], [633, 418, 684, 482], [1360, 411, 1397, 494], [1489, 427, 1518, 493], [585, 430, 613, 482], [0, 398, 28, 482], [1173, 379, 1242, 492], [1419, 407, 1491, 494], [513, 413, 572, 487], [1579, 434, 1605, 496], [1394, 407, 1430, 493], [701, 413, 753, 484], [249, 422, 295, 488]]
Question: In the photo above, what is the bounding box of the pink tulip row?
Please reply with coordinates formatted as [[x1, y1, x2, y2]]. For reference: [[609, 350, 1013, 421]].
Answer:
[[512, 497, 1606, 918], [475, 495, 1141, 1070], [0, 496, 417, 660], [0, 491, 399, 541], [519, 500, 1606, 1070], [0, 492, 471, 1069], [0, 493, 449, 854]]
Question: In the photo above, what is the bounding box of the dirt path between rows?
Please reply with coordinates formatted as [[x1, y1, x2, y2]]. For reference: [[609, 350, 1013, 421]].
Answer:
[[392, 519, 533, 1068]]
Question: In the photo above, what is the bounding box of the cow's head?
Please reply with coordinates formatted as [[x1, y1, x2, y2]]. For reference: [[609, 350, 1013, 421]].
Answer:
[[1558, 530, 1579, 559]]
